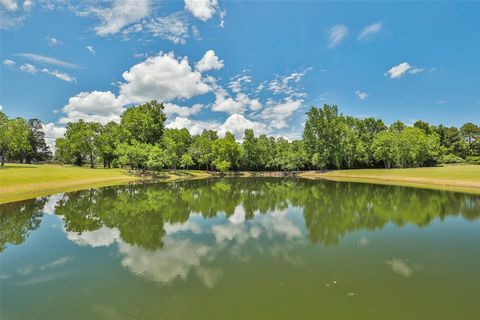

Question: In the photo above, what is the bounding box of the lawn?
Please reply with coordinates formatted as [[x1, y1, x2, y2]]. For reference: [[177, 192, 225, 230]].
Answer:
[[300, 165, 480, 194], [0, 164, 139, 204]]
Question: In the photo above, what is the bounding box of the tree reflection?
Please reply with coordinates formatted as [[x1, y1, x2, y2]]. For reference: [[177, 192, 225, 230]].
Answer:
[[1, 178, 479, 251], [0, 197, 47, 251]]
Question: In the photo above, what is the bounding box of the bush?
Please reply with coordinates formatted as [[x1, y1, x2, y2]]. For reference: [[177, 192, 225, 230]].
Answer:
[[465, 156, 480, 165], [438, 153, 464, 164]]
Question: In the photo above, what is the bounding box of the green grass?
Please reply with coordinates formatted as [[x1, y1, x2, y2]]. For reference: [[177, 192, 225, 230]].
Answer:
[[0, 164, 140, 204], [300, 165, 480, 194]]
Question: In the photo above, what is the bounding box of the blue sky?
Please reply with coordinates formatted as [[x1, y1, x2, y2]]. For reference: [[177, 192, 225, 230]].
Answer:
[[1, 0, 479, 147]]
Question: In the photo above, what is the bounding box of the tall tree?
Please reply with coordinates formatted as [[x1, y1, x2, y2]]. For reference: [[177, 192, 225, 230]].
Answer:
[[25, 119, 50, 163], [120, 100, 166, 145]]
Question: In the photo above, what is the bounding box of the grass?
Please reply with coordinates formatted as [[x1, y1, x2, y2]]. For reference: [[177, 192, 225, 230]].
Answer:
[[0, 164, 216, 204], [299, 165, 480, 194], [1, 163, 479, 204], [0, 164, 141, 204]]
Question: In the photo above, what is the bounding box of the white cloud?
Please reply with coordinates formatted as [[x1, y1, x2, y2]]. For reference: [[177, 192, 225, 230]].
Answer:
[[164, 102, 203, 117], [144, 12, 190, 44], [328, 24, 348, 48], [119, 239, 215, 285], [3, 59, 15, 66], [218, 113, 267, 139], [228, 75, 252, 93], [22, 0, 32, 11], [42, 122, 66, 151], [268, 70, 309, 97], [0, 104, 3, 111], [355, 90, 369, 100], [86, 45, 96, 54], [41, 68, 76, 82], [66, 227, 120, 248], [119, 51, 211, 104], [1, 0, 17, 12], [20, 62, 75, 82], [385, 62, 424, 79], [259, 98, 303, 130], [90, 0, 151, 36], [219, 9, 226, 28], [16, 53, 78, 69], [195, 50, 224, 72], [358, 22, 383, 40], [60, 91, 124, 124], [184, 0, 218, 21], [46, 37, 63, 46], [166, 116, 219, 136], [20, 63, 37, 73], [409, 67, 423, 74]]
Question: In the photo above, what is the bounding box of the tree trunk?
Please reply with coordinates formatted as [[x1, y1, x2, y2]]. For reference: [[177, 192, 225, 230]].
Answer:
[[89, 152, 94, 168]]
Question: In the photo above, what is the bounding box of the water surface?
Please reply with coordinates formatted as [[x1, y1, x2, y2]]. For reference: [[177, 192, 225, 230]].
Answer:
[[1, 178, 479, 319]]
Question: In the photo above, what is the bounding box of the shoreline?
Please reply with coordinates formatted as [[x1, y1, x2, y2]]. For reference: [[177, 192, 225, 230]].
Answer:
[[1, 165, 479, 205]]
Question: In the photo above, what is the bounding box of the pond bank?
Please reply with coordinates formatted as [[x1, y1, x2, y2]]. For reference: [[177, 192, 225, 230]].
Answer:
[[1, 164, 479, 204]]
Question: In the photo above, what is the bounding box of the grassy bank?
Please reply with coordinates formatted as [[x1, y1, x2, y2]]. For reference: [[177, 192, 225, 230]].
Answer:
[[0, 164, 216, 204], [1, 164, 479, 205], [299, 165, 480, 194]]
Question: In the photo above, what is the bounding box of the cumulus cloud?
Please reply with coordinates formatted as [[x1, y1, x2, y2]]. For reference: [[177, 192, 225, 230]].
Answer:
[[358, 22, 383, 40], [60, 91, 124, 124], [16, 53, 78, 69], [259, 98, 303, 130], [119, 52, 211, 104], [164, 102, 203, 117], [328, 24, 348, 48], [166, 117, 219, 136], [89, 0, 151, 36], [218, 113, 267, 139], [42, 122, 66, 151], [355, 90, 369, 100], [385, 62, 424, 79], [184, 0, 218, 21], [195, 50, 224, 72], [0, 0, 18, 12]]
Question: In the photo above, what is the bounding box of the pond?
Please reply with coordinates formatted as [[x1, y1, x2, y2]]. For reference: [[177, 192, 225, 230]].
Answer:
[[1, 178, 479, 319]]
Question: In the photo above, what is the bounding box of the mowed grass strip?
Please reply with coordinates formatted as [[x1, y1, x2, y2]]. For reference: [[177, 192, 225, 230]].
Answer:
[[0, 164, 139, 204], [299, 165, 480, 194]]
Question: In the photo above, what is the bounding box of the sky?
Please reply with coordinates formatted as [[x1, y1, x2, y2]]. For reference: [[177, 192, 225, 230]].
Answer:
[[1, 0, 479, 149]]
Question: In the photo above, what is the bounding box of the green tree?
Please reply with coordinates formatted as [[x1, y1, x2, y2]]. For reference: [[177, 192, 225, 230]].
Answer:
[[180, 153, 194, 170], [212, 132, 242, 171], [95, 121, 119, 168], [161, 128, 191, 170], [25, 119, 50, 163], [116, 141, 151, 170], [62, 120, 100, 167], [303, 105, 344, 169], [460, 123, 480, 156], [120, 100, 166, 145], [242, 129, 259, 170]]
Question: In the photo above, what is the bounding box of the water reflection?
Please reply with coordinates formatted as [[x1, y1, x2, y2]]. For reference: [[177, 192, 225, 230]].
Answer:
[[1, 178, 479, 253]]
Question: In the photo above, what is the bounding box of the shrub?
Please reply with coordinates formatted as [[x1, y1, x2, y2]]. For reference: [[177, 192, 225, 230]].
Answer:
[[439, 153, 464, 164], [465, 156, 480, 165]]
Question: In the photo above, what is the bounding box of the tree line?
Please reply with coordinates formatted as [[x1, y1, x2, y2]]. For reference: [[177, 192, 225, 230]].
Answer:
[[0, 112, 51, 166], [1, 102, 479, 171]]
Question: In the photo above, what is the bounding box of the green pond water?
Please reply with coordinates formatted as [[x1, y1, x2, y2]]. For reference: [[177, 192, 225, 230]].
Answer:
[[0, 178, 479, 319]]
